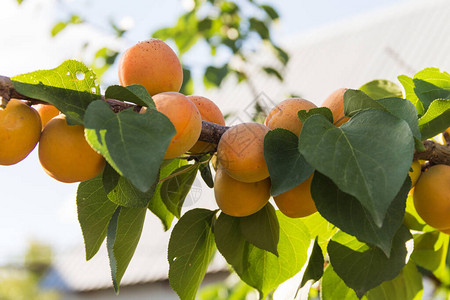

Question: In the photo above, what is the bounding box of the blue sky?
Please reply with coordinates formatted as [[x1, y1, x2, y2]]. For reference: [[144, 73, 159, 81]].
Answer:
[[0, 0, 411, 264]]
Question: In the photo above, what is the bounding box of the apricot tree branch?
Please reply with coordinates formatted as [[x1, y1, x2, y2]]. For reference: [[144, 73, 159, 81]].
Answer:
[[1, 74, 450, 166]]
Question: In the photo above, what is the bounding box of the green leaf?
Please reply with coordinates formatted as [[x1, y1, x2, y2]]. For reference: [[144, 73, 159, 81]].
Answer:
[[105, 85, 155, 108], [51, 22, 67, 37], [77, 175, 118, 260], [328, 227, 412, 298], [262, 67, 283, 81], [418, 99, 450, 140], [249, 18, 269, 40], [411, 68, 450, 111], [365, 261, 423, 300], [264, 129, 314, 196], [359, 80, 403, 100], [411, 231, 446, 271], [107, 206, 147, 293], [322, 265, 360, 300], [260, 4, 279, 20], [301, 213, 337, 254], [148, 159, 186, 230], [297, 107, 334, 124], [343, 90, 420, 140], [398, 75, 424, 115], [240, 203, 279, 256], [12, 60, 100, 125], [299, 237, 324, 288], [84, 100, 175, 193], [271, 45, 289, 66], [168, 208, 216, 300], [200, 163, 214, 188], [204, 64, 229, 88], [102, 162, 120, 194], [161, 164, 199, 218], [298, 111, 414, 226], [107, 173, 157, 208], [215, 211, 310, 297], [311, 172, 410, 257]]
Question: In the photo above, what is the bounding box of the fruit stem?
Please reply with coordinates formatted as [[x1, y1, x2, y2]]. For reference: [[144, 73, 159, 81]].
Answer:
[[0, 97, 8, 109]]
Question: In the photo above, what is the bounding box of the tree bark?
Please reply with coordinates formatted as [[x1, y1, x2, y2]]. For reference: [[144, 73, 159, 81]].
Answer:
[[1, 75, 449, 166]]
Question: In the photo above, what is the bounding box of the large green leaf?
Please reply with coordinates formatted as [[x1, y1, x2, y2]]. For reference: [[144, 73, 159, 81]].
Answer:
[[418, 99, 450, 140], [105, 85, 155, 108], [328, 227, 412, 298], [311, 172, 410, 256], [298, 111, 414, 226], [148, 159, 186, 231], [215, 211, 310, 297], [84, 100, 175, 193], [160, 164, 200, 218], [264, 129, 313, 196], [77, 175, 118, 260], [301, 212, 337, 255], [168, 208, 217, 300], [12, 60, 100, 125], [240, 203, 279, 256], [107, 206, 147, 293], [398, 75, 424, 115], [359, 79, 403, 100]]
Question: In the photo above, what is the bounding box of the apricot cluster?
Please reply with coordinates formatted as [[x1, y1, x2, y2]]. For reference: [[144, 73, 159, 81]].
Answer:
[[0, 100, 105, 183]]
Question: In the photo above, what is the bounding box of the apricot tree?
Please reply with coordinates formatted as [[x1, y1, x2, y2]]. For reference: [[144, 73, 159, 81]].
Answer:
[[1, 49, 450, 300]]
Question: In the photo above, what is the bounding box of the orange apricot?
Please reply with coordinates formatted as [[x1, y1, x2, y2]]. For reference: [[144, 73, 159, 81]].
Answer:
[[141, 92, 202, 159], [38, 114, 105, 183], [264, 98, 317, 136], [118, 39, 183, 96], [274, 174, 317, 218], [0, 99, 41, 165], [409, 160, 422, 188], [321, 88, 349, 126], [187, 95, 225, 153], [33, 103, 59, 128], [413, 164, 450, 230], [217, 122, 270, 183], [214, 167, 271, 217]]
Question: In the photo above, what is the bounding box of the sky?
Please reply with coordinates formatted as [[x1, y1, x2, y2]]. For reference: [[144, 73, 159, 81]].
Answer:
[[0, 0, 412, 265]]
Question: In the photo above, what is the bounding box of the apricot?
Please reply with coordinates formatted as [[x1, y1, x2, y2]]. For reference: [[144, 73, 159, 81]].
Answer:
[[214, 167, 271, 217], [38, 114, 105, 183], [274, 174, 317, 218], [409, 160, 422, 188], [413, 164, 450, 230], [118, 39, 183, 96], [264, 98, 317, 136], [141, 92, 202, 159], [321, 88, 349, 126], [33, 103, 59, 128], [217, 122, 269, 183], [187, 95, 225, 154], [0, 99, 41, 165]]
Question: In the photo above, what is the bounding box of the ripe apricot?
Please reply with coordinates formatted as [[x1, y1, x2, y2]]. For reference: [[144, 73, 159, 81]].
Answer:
[[409, 160, 422, 188], [118, 39, 183, 96], [141, 92, 202, 159], [0, 99, 41, 165], [321, 88, 349, 126], [38, 114, 105, 183], [33, 103, 59, 128], [413, 164, 450, 230], [274, 174, 317, 218], [187, 95, 225, 153], [214, 167, 271, 217], [217, 122, 269, 183], [264, 98, 317, 136]]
